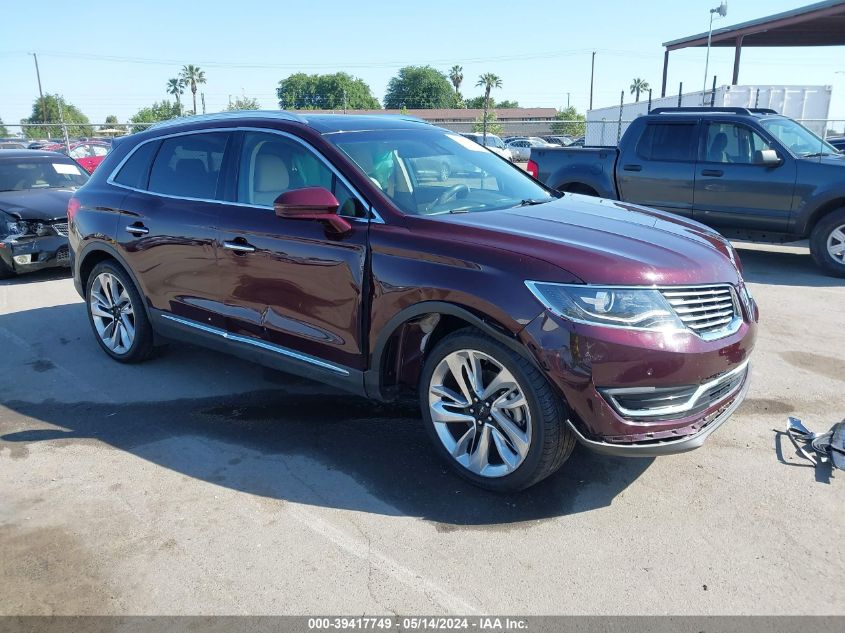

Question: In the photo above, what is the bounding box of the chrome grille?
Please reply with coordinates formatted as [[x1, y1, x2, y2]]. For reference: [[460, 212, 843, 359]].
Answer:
[[660, 285, 739, 337], [52, 222, 69, 237]]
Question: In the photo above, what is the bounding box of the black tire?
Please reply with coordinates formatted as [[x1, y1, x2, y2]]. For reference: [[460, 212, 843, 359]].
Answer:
[[419, 329, 575, 492], [0, 257, 15, 279], [85, 260, 154, 363], [810, 208, 845, 278]]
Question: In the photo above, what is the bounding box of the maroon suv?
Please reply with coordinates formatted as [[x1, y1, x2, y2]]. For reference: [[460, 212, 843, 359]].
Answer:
[[68, 111, 757, 491]]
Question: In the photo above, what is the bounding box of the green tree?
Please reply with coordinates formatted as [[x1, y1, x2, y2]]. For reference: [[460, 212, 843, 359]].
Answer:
[[472, 111, 503, 136], [384, 66, 454, 109], [129, 100, 182, 133], [466, 97, 520, 109], [100, 115, 126, 133], [226, 96, 261, 111], [629, 78, 650, 103], [166, 78, 185, 114], [0, 117, 8, 137], [277, 72, 379, 110], [497, 99, 519, 109], [179, 65, 206, 115], [475, 73, 502, 141], [20, 94, 93, 139], [448, 65, 463, 95], [550, 106, 586, 137]]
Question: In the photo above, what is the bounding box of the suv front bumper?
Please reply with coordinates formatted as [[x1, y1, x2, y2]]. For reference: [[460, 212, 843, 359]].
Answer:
[[0, 235, 70, 274]]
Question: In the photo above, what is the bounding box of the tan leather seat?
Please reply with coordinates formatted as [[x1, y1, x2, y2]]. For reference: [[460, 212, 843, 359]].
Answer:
[[253, 153, 290, 206]]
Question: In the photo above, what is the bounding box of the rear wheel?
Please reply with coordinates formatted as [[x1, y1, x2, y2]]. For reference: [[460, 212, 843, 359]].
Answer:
[[85, 261, 154, 363], [419, 330, 575, 491], [810, 208, 845, 278]]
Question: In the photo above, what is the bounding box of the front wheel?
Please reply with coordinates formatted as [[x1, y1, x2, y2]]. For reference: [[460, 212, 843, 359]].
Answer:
[[419, 330, 575, 491], [810, 208, 845, 278]]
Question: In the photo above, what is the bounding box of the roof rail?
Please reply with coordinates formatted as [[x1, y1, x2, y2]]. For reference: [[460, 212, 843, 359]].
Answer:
[[148, 109, 308, 131], [649, 107, 779, 115]]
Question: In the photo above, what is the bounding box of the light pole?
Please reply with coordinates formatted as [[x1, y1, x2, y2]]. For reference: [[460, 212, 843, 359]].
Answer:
[[703, 2, 728, 106]]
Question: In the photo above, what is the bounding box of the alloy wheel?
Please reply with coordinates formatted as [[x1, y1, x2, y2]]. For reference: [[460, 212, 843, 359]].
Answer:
[[428, 349, 532, 478], [89, 272, 136, 355], [826, 224, 845, 264]]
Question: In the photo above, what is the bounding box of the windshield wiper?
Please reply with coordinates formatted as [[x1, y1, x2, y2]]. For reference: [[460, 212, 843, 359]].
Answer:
[[515, 198, 554, 207], [801, 152, 835, 158]]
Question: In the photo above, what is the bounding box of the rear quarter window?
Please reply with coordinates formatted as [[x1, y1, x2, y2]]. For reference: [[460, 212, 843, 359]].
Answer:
[[113, 140, 160, 189], [147, 132, 229, 199]]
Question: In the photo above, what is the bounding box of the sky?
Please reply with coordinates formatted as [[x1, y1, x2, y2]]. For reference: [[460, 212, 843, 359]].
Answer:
[[1, 0, 844, 131]]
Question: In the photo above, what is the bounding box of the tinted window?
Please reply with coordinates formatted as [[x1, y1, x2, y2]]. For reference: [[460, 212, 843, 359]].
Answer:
[[236, 131, 365, 218], [637, 123, 696, 161], [148, 132, 229, 199], [113, 140, 160, 189]]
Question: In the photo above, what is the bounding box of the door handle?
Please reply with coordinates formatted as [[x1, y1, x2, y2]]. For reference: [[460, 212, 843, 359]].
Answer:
[[701, 169, 724, 177], [125, 224, 149, 236], [623, 164, 642, 172], [223, 240, 256, 254]]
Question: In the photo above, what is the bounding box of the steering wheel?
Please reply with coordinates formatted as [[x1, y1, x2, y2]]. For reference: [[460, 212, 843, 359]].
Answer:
[[432, 184, 469, 209]]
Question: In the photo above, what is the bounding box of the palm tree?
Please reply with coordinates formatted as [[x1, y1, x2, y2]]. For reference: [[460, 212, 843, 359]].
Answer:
[[166, 78, 185, 115], [629, 78, 650, 103], [449, 65, 463, 94], [179, 65, 206, 115], [476, 73, 502, 141]]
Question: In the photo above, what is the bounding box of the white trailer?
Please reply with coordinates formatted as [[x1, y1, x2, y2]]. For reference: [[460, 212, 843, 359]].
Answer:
[[585, 85, 832, 146]]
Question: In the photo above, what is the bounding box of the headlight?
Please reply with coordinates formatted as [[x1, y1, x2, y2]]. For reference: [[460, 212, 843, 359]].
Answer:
[[525, 281, 686, 331], [4, 220, 41, 237]]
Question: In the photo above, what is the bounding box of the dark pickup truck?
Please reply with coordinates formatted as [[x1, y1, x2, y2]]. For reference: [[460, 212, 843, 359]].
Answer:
[[528, 107, 845, 277]]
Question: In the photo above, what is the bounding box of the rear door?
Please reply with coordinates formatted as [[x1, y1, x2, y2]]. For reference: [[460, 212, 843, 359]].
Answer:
[[693, 120, 796, 232], [616, 120, 699, 217], [111, 130, 230, 325], [214, 130, 370, 373]]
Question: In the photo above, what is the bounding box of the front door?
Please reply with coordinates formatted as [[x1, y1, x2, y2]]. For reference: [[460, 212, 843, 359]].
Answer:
[[693, 121, 796, 232], [215, 130, 369, 374]]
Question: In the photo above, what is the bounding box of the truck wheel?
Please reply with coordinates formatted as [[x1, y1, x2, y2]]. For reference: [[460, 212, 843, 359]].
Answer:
[[419, 329, 575, 492], [810, 208, 845, 278]]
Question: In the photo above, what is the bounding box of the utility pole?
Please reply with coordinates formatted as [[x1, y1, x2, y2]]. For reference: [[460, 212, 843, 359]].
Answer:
[[56, 96, 70, 154], [30, 52, 48, 139], [567, 92, 570, 108], [201, 92, 206, 114], [589, 51, 596, 111], [343, 88, 348, 114]]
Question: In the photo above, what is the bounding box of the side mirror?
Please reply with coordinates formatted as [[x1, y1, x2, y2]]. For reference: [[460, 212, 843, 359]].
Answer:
[[755, 149, 782, 166], [273, 187, 352, 233]]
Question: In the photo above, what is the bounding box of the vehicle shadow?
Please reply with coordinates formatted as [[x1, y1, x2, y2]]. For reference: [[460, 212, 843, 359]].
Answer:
[[734, 245, 844, 288], [0, 267, 72, 286], [0, 302, 653, 528]]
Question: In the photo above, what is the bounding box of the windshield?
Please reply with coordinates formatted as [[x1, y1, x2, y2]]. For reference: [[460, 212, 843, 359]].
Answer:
[[328, 128, 556, 216], [760, 118, 837, 157], [0, 158, 89, 191]]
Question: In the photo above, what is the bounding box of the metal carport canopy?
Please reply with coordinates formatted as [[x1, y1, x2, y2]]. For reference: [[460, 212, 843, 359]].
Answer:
[[660, 0, 845, 96]]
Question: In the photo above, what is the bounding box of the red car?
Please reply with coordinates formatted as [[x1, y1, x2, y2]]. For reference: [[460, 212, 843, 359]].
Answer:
[[41, 141, 111, 174], [69, 112, 757, 491]]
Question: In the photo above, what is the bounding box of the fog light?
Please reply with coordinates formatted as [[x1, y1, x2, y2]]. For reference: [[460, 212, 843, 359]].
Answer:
[[13, 254, 31, 265]]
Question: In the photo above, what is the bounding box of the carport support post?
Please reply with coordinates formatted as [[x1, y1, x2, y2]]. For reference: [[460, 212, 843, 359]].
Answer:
[[617, 91, 624, 143], [732, 36, 744, 85], [661, 49, 669, 97]]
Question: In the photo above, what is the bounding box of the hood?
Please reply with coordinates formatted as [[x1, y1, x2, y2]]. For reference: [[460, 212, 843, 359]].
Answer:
[[436, 194, 742, 286], [0, 188, 75, 221]]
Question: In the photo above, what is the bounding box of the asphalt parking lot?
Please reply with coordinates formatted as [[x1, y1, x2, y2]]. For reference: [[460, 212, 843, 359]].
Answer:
[[1, 242, 843, 616]]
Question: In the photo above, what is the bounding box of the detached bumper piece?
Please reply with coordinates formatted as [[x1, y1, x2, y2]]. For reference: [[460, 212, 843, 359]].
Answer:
[[786, 417, 845, 471]]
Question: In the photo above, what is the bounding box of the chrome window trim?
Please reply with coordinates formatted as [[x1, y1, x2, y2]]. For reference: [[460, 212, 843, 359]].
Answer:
[[106, 126, 381, 223], [524, 281, 744, 340], [600, 360, 749, 419], [160, 314, 350, 376]]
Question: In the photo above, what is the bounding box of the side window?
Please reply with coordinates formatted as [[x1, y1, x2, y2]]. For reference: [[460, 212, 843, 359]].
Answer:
[[92, 145, 109, 157], [148, 132, 229, 199], [237, 131, 366, 217], [69, 146, 87, 159], [704, 123, 774, 164], [636, 123, 697, 161], [113, 140, 160, 189]]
